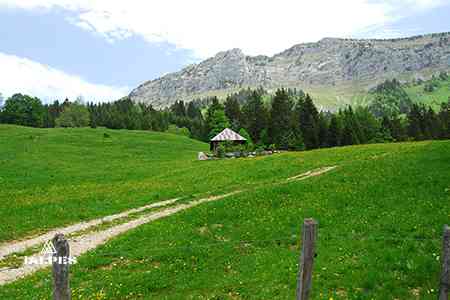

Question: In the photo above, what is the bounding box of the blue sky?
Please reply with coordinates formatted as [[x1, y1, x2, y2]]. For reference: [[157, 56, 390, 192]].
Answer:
[[0, 0, 449, 102]]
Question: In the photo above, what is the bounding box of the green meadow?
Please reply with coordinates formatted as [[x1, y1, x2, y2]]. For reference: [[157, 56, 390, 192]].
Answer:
[[405, 77, 450, 110], [0, 125, 449, 299]]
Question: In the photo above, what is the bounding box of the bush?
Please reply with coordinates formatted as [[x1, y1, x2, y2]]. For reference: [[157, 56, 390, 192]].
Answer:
[[216, 144, 226, 158], [255, 145, 265, 156]]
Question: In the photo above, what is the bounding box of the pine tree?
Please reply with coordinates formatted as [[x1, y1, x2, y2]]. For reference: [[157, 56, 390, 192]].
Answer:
[[224, 95, 241, 131], [438, 99, 450, 139], [171, 101, 186, 117], [327, 114, 342, 147], [241, 91, 268, 144], [384, 116, 407, 141], [341, 107, 361, 146], [354, 107, 380, 143], [424, 107, 441, 139], [297, 94, 319, 149], [408, 104, 424, 140], [186, 102, 202, 120], [288, 130, 305, 151], [269, 88, 293, 148], [317, 113, 329, 148]]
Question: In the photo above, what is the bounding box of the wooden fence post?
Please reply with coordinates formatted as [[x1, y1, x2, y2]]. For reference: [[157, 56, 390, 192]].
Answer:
[[52, 234, 71, 300], [296, 218, 318, 300], [439, 225, 450, 300]]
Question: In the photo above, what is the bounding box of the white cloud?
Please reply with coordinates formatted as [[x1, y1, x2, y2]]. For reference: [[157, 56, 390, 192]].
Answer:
[[0, 52, 128, 102], [0, 0, 446, 58]]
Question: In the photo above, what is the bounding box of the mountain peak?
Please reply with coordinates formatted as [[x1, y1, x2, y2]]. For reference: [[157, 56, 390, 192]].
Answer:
[[214, 48, 245, 58], [130, 32, 450, 109]]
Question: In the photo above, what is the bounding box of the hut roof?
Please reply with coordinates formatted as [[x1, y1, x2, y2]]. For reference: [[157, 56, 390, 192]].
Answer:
[[211, 128, 247, 142]]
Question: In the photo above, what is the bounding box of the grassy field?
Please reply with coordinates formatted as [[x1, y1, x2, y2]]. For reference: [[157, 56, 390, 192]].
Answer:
[[405, 77, 450, 110], [0, 125, 449, 299], [0, 124, 351, 242]]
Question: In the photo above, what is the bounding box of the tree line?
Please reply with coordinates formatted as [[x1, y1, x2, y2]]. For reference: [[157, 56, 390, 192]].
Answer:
[[0, 95, 171, 132], [168, 86, 449, 151], [0, 82, 449, 152]]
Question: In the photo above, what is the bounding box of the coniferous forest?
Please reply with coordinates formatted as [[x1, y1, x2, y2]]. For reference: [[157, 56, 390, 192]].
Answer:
[[1, 77, 449, 152]]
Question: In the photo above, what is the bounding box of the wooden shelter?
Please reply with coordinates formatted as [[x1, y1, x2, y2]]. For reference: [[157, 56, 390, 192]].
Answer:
[[210, 128, 247, 151]]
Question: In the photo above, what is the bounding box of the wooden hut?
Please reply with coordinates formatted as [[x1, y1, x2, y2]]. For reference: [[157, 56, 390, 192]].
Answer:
[[210, 128, 247, 151]]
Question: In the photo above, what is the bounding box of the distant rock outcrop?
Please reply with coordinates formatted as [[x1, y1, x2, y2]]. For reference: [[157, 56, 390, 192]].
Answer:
[[130, 32, 450, 108]]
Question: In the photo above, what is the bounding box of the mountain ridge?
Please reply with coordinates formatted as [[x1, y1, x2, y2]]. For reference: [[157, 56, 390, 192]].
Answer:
[[130, 32, 450, 108]]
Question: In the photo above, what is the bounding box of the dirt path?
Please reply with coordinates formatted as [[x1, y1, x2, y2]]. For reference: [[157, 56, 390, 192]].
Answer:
[[0, 166, 336, 285], [0, 198, 181, 261], [0, 192, 239, 285], [286, 166, 337, 182]]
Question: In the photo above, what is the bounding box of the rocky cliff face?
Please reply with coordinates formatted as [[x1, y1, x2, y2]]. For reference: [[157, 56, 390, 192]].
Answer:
[[130, 32, 450, 108]]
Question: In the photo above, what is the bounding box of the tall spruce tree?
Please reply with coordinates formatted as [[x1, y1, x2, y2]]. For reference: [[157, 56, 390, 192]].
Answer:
[[354, 107, 380, 143], [438, 99, 450, 138], [327, 114, 342, 147], [341, 107, 361, 146], [224, 95, 242, 131], [242, 91, 268, 144], [297, 94, 319, 149], [269, 88, 293, 148], [407, 104, 424, 140], [171, 101, 186, 117], [186, 102, 202, 120], [424, 107, 441, 139], [317, 113, 329, 148]]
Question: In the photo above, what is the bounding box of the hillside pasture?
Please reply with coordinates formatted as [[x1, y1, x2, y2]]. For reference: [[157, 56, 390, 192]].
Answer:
[[0, 125, 449, 299]]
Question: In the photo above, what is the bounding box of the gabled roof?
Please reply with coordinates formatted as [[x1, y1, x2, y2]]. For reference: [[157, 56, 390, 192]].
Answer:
[[211, 128, 247, 142]]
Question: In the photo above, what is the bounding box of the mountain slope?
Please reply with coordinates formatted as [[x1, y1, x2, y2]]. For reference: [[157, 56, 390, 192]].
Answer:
[[130, 32, 450, 109]]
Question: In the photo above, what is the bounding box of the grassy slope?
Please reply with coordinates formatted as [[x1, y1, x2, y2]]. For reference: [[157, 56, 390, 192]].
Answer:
[[0, 125, 205, 241], [0, 125, 449, 299], [177, 73, 450, 111], [310, 77, 450, 111], [405, 77, 450, 110], [0, 125, 336, 242], [193, 80, 450, 112]]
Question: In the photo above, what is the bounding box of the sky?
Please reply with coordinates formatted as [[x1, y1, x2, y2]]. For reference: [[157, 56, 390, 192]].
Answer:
[[0, 0, 449, 103]]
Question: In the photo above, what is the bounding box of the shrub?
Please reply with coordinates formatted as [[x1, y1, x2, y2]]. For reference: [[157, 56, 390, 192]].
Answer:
[[216, 144, 226, 158], [255, 144, 265, 156]]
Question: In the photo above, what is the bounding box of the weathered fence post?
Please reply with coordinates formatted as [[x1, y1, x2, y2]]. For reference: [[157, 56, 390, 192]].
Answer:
[[52, 234, 71, 300], [439, 225, 450, 300], [296, 218, 318, 300]]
